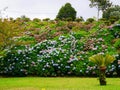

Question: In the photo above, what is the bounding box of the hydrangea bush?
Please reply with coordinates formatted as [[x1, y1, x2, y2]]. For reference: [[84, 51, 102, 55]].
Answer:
[[0, 28, 119, 77]]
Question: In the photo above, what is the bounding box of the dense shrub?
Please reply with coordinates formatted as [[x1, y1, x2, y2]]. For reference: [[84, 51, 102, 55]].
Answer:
[[75, 17, 84, 22], [43, 18, 50, 21], [109, 24, 120, 38], [86, 18, 95, 23], [0, 31, 119, 77], [33, 18, 41, 22], [103, 5, 120, 20], [0, 18, 120, 77]]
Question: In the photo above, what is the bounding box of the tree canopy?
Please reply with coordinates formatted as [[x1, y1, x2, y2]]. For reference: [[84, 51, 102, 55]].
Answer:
[[89, 0, 112, 20], [103, 5, 120, 20], [56, 3, 76, 21]]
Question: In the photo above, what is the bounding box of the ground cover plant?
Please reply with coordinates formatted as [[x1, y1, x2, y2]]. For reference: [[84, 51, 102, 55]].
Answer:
[[0, 77, 120, 90]]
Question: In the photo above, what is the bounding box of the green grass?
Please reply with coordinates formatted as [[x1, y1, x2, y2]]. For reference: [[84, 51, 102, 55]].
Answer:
[[0, 77, 120, 90]]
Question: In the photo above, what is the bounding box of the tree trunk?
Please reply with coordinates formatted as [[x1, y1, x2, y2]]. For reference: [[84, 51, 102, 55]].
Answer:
[[99, 66, 106, 85], [97, 8, 100, 21]]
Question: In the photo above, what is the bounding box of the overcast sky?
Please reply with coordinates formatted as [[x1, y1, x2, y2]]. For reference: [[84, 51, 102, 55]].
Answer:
[[0, 0, 120, 20]]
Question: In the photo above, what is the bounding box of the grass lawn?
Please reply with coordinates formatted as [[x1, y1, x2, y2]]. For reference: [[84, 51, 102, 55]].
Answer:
[[0, 77, 120, 90]]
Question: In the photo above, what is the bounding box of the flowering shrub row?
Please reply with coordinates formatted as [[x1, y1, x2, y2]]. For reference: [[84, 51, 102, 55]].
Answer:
[[0, 29, 119, 77]]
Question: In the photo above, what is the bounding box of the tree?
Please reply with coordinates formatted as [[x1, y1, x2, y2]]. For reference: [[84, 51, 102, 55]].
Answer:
[[0, 19, 24, 54], [56, 3, 76, 21], [89, 0, 112, 20], [103, 5, 120, 20]]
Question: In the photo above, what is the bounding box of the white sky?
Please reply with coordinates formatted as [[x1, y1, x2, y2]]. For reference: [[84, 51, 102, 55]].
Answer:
[[0, 0, 120, 20]]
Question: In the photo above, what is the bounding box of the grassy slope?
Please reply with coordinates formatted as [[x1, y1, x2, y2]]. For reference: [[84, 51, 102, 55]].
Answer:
[[0, 77, 120, 90]]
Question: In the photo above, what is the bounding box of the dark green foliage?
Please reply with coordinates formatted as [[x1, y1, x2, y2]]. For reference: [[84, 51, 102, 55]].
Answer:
[[33, 18, 41, 22], [43, 18, 50, 21], [89, 0, 112, 12], [86, 18, 95, 23], [66, 17, 73, 21], [103, 5, 120, 20], [109, 18, 116, 24], [56, 3, 76, 21], [75, 17, 84, 22], [109, 24, 120, 38], [89, 0, 112, 19]]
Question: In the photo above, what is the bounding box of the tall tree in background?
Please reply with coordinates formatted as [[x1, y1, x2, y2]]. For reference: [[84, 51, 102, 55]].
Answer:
[[89, 0, 112, 20], [56, 3, 76, 21], [103, 5, 120, 20]]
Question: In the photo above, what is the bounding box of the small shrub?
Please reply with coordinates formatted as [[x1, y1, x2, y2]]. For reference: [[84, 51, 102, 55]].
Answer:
[[33, 18, 41, 22], [75, 17, 84, 22], [43, 18, 50, 21], [86, 18, 95, 23]]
